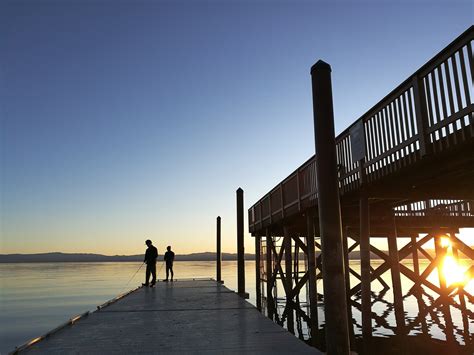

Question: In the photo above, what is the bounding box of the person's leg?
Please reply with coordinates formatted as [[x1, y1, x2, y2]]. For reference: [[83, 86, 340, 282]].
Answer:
[[165, 265, 169, 281], [144, 263, 150, 286], [170, 265, 174, 281], [150, 262, 156, 285]]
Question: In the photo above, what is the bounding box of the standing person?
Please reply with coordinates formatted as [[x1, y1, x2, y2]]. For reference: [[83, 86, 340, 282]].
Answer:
[[163, 246, 175, 282], [142, 239, 158, 287]]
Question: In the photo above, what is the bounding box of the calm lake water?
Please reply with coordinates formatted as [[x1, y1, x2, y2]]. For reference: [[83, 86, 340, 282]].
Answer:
[[0, 261, 256, 354], [0, 260, 472, 354]]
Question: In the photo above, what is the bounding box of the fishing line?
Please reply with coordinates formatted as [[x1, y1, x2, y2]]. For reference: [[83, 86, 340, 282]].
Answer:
[[157, 260, 165, 278], [120, 262, 144, 292]]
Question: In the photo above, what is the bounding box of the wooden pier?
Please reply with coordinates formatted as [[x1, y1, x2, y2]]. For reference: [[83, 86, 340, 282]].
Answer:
[[16, 279, 318, 354], [247, 26, 474, 353]]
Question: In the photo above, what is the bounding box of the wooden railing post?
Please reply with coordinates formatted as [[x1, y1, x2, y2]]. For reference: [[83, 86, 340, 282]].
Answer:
[[412, 75, 433, 156], [311, 60, 350, 355]]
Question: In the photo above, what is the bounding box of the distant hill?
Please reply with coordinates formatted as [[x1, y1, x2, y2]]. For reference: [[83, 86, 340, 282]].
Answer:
[[0, 250, 437, 263], [0, 252, 256, 263]]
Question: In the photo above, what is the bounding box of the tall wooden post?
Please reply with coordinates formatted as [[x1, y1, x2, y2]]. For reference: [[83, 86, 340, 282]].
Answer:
[[306, 213, 319, 348], [266, 229, 274, 320], [284, 226, 295, 334], [388, 223, 406, 331], [236, 188, 246, 297], [311, 60, 350, 354], [255, 235, 262, 311], [216, 216, 222, 283]]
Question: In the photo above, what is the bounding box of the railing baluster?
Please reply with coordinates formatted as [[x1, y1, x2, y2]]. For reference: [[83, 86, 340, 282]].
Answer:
[[412, 75, 432, 156], [390, 102, 398, 162], [380, 107, 388, 170], [424, 75, 437, 152], [432, 70, 442, 127], [432, 69, 448, 149], [458, 46, 473, 139], [437, 64, 448, 122], [451, 52, 467, 143]]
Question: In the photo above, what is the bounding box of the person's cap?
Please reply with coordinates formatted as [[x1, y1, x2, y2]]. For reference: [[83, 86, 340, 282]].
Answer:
[[145, 239, 152, 244]]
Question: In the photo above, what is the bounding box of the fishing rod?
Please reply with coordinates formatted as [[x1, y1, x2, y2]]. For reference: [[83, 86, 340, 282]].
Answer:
[[122, 262, 145, 290]]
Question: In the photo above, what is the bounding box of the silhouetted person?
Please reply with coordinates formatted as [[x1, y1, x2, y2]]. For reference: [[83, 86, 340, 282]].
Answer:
[[163, 246, 175, 282], [142, 239, 158, 287]]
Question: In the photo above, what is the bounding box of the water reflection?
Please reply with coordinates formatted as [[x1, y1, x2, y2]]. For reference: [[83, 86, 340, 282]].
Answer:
[[261, 259, 473, 353], [1, 260, 472, 354]]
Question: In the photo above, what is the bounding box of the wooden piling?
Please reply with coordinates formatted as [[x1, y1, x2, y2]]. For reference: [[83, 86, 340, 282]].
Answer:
[[388, 223, 406, 331], [306, 214, 319, 347], [359, 193, 372, 339], [342, 227, 355, 350], [284, 226, 295, 334], [236, 187, 246, 297], [411, 235, 419, 277], [255, 235, 262, 311], [434, 234, 447, 291], [311, 60, 350, 354], [266, 228, 275, 320], [216, 216, 222, 283]]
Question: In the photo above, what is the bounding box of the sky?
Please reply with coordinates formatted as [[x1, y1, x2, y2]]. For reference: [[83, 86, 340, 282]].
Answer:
[[1, 0, 473, 256]]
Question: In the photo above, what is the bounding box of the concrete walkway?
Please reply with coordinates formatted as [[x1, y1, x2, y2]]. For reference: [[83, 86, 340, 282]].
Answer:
[[20, 279, 319, 354]]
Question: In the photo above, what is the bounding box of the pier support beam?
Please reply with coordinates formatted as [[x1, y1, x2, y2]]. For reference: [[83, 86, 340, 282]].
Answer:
[[216, 216, 222, 283], [411, 235, 419, 277], [342, 227, 355, 350], [434, 234, 447, 292], [266, 229, 275, 320], [284, 226, 295, 334], [388, 223, 406, 331], [306, 213, 319, 348], [359, 193, 372, 340], [236, 188, 248, 298], [255, 235, 262, 311], [311, 60, 350, 354]]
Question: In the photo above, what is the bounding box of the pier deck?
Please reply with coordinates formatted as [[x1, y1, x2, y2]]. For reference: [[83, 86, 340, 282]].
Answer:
[[20, 279, 317, 354]]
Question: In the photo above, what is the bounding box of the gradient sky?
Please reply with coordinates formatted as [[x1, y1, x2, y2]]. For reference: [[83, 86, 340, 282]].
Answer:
[[1, 0, 473, 255]]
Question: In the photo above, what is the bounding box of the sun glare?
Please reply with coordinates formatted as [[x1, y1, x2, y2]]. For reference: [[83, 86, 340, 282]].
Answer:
[[442, 255, 466, 286], [438, 236, 473, 290], [440, 236, 451, 248]]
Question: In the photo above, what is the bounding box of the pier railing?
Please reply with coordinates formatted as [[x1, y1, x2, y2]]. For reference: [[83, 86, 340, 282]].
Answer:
[[249, 26, 473, 233]]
